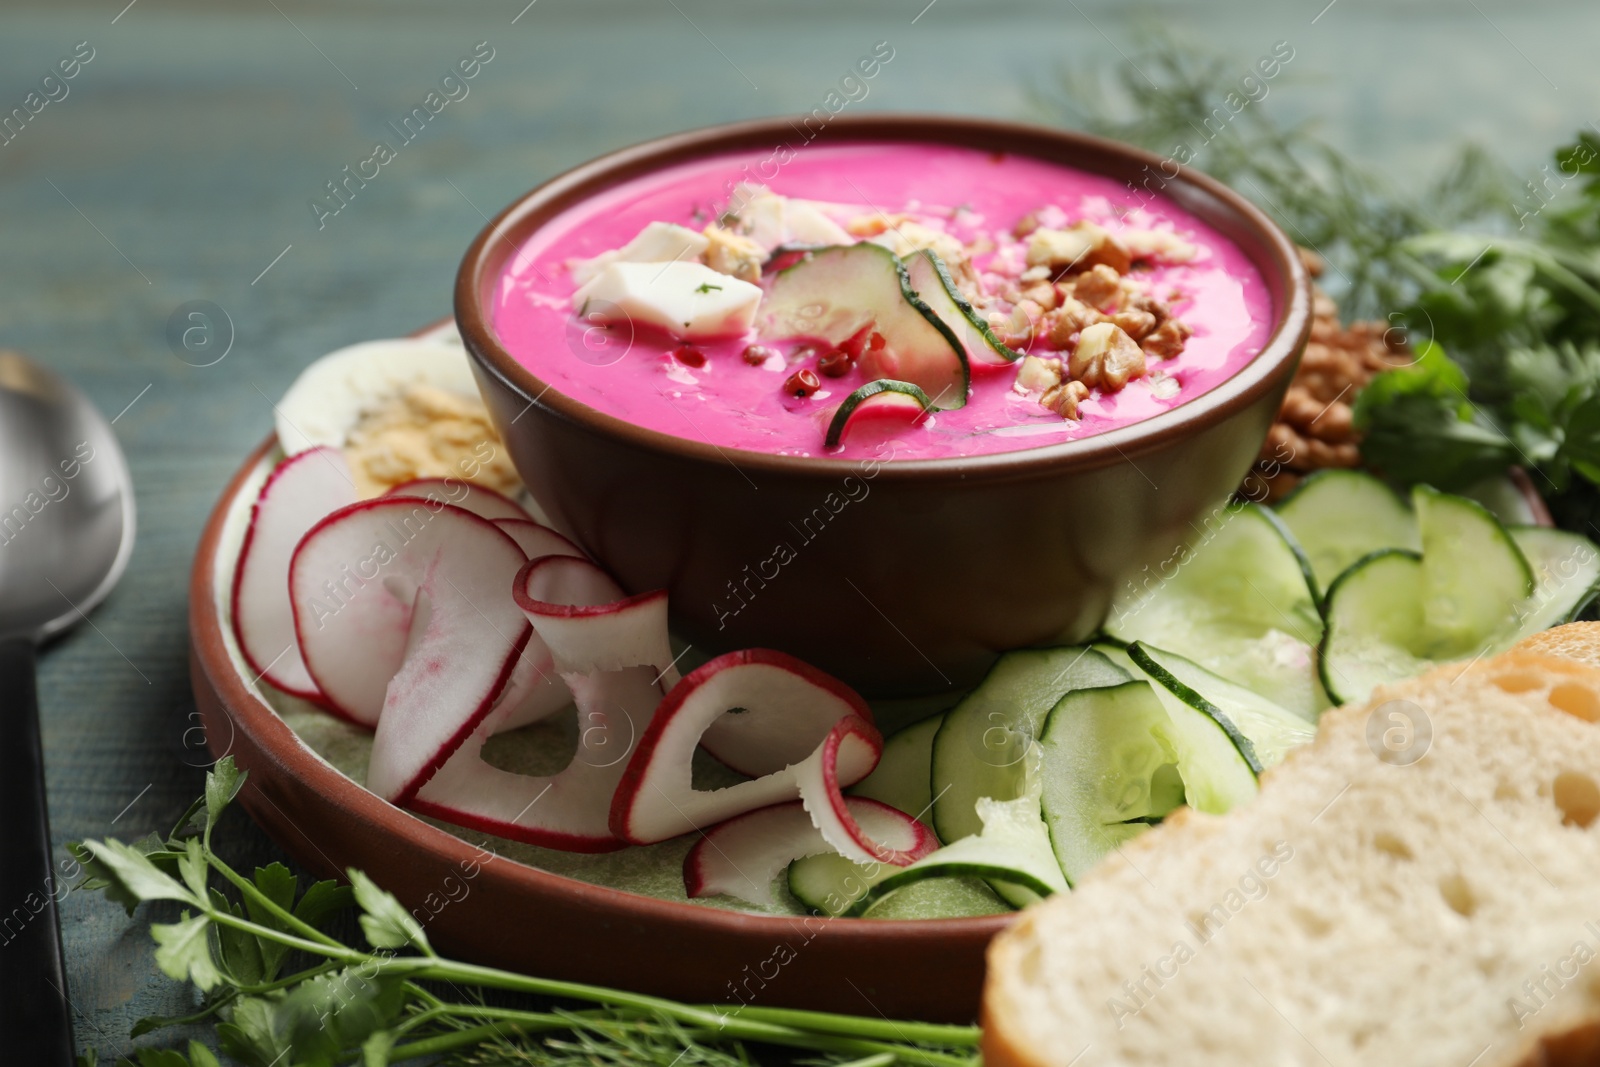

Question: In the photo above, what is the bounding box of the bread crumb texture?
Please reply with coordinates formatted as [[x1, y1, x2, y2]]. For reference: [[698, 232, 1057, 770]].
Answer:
[[984, 641, 1600, 1067]]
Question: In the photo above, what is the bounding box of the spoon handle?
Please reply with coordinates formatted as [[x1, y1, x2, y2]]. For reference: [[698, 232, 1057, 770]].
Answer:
[[0, 636, 76, 1064]]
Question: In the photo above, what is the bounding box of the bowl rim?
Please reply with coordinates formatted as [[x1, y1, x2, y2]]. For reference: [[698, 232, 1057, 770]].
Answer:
[[190, 441, 1011, 966], [455, 112, 1312, 481]]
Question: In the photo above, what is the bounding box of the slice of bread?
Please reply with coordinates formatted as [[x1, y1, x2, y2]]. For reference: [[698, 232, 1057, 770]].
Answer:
[[983, 640, 1600, 1067], [1515, 621, 1600, 672]]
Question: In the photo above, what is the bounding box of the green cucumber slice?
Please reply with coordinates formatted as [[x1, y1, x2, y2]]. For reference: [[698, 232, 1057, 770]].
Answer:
[[1090, 641, 1139, 676], [1414, 485, 1534, 657], [1318, 549, 1432, 706], [848, 713, 942, 821], [930, 646, 1130, 846], [786, 851, 1014, 918], [796, 792, 1070, 918], [1105, 503, 1327, 719], [824, 380, 935, 449], [760, 244, 970, 409], [1274, 470, 1418, 594], [1128, 643, 1315, 773], [860, 876, 1007, 919], [902, 250, 1020, 366], [1507, 526, 1600, 639], [1463, 474, 1540, 527], [1038, 680, 1256, 886], [787, 852, 889, 917]]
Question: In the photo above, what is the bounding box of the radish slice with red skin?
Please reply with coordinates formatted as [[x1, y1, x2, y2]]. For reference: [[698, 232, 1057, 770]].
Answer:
[[515, 555, 675, 681], [609, 649, 881, 846], [384, 478, 533, 522], [492, 518, 585, 562], [408, 559, 669, 851], [792, 717, 925, 865], [698, 670, 864, 777], [290, 498, 528, 736], [231, 446, 357, 702], [683, 798, 936, 907]]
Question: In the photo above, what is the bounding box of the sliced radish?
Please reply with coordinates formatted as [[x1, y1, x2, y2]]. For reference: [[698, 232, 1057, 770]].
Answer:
[[792, 718, 924, 865], [697, 661, 868, 777], [493, 518, 585, 562], [290, 499, 527, 734], [384, 478, 533, 522], [231, 447, 357, 701], [487, 629, 572, 731], [609, 649, 880, 846], [515, 555, 675, 680], [825, 380, 936, 449], [409, 559, 671, 851], [683, 798, 935, 907]]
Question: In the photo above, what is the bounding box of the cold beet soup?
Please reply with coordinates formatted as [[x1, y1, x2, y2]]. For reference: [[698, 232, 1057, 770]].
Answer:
[[490, 142, 1274, 459]]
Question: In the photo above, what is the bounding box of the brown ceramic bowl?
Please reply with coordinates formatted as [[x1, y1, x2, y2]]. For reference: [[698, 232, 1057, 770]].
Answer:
[[191, 436, 1003, 1024], [457, 116, 1312, 697]]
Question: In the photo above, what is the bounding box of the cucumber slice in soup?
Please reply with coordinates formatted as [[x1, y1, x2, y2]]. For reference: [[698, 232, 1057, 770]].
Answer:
[[930, 646, 1129, 846], [787, 852, 891, 917], [1318, 549, 1432, 706], [1414, 485, 1533, 657], [860, 876, 1008, 919], [1506, 526, 1600, 640], [1106, 503, 1327, 719], [825, 380, 935, 448], [1038, 680, 1256, 886], [760, 244, 970, 409], [901, 250, 1020, 366], [848, 713, 942, 821], [1274, 470, 1419, 594], [1128, 643, 1316, 772], [786, 850, 1016, 919]]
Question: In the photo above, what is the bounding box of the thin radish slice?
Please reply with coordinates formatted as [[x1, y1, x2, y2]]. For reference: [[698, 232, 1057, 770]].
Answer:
[[609, 649, 880, 845], [698, 664, 866, 777], [409, 560, 670, 851], [384, 478, 533, 522], [793, 718, 924, 865], [487, 628, 572, 731], [231, 447, 357, 701], [683, 798, 936, 907], [493, 518, 585, 561], [515, 555, 674, 680], [290, 499, 527, 734]]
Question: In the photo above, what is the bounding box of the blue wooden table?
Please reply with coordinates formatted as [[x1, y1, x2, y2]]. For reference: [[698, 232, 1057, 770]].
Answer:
[[3, 0, 1597, 1057]]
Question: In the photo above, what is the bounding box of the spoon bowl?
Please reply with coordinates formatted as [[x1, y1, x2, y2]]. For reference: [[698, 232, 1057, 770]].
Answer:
[[0, 350, 136, 1065]]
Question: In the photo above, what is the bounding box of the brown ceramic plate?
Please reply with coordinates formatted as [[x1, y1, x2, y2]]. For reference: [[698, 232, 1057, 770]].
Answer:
[[189, 325, 1010, 1024]]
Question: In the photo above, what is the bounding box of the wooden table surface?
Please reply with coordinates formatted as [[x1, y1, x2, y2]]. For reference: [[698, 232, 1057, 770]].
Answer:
[[4, 0, 1598, 1056]]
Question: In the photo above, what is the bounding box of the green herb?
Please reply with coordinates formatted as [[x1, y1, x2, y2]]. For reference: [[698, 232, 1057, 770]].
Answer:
[[71, 759, 979, 1067], [695, 282, 724, 294], [1041, 38, 1600, 535]]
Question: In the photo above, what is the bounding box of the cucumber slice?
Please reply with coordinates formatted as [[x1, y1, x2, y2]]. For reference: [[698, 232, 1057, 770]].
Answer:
[[760, 244, 970, 409], [902, 250, 1020, 366], [806, 793, 1068, 921], [1038, 680, 1256, 886], [1414, 485, 1533, 657], [930, 646, 1130, 846], [860, 875, 1007, 919], [787, 852, 888, 917], [824, 380, 935, 448], [1106, 504, 1327, 719], [1128, 643, 1315, 773], [1507, 526, 1600, 639], [848, 713, 942, 821], [1318, 549, 1432, 706], [1463, 474, 1540, 527], [1274, 470, 1418, 594], [1090, 641, 1139, 676]]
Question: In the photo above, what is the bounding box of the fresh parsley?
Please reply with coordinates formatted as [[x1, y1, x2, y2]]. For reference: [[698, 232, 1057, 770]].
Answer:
[[695, 282, 724, 294], [71, 759, 979, 1067]]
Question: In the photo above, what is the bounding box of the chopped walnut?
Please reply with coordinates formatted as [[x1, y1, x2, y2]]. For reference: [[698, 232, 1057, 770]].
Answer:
[[1044, 296, 1102, 349], [1042, 380, 1091, 419], [1142, 318, 1192, 359], [1123, 229, 1199, 265], [1067, 264, 1125, 312], [1070, 322, 1146, 392], [1019, 265, 1052, 283], [701, 225, 765, 283], [1012, 212, 1042, 239], [1022, 282, 1060, 311], [1014, 355, 1062, 394], [1025, 221, 1132, 275], [1110, 309, 1157, 341]]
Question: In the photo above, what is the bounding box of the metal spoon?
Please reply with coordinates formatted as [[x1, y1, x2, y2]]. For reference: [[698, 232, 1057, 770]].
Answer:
[[0, 351, 136, 1064]]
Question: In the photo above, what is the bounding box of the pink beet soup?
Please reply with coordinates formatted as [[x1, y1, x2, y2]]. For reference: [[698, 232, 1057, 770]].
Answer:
[[491, 142, 1274, 460]]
